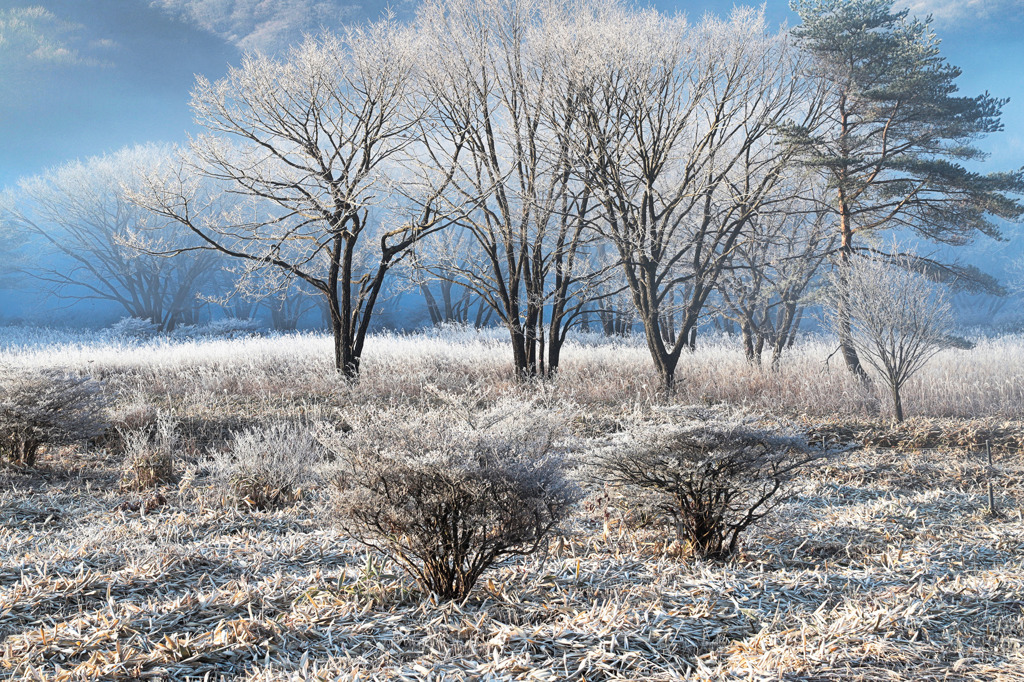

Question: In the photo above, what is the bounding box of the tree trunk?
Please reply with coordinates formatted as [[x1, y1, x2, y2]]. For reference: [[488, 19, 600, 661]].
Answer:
[[339, 240, 358, 377], [328, 297, 358, 379], [742, 320, 756, 363], [474, 302, 491, 329], [508, 324, 532, 380], [326, 233, 359, 380], [420, 282, 443, 326], [547, 332, 562, 376], [643, 322, 678, 393], [838, 186, 868, 381], [770, 300, 799, 369], [787, 306, 803, 349]]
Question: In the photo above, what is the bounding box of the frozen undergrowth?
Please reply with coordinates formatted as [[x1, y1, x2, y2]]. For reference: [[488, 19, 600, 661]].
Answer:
[[2, 325, 1023, 419], [1, 327, 1023, 679], [1, 447, 1022, 680]]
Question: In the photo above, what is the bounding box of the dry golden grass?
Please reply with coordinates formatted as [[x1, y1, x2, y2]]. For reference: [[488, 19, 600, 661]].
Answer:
[[0, 440, 1022, 680], [1, 329, 1023, 680]]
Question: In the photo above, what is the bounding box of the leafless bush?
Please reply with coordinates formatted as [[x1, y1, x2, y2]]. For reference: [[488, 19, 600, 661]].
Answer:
[[172, 318, 264, 340], [104, 389, 159, 450], [119, 414, 178, 490], [0, 369, 107, 466], [596, 415, 819, 559], [208, 423, 321, 509], [328, 403, 580, 600]]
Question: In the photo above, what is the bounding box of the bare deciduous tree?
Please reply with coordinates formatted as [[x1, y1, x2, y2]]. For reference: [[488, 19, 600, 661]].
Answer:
[[829, 255, 955, 422], [414, 0, 610, 377], [717, 173, 837, 368], [571, 7, 817, 390], [1, 145, 218, 330], [136, 21, 461, 376], [405, 232, 495, 328]]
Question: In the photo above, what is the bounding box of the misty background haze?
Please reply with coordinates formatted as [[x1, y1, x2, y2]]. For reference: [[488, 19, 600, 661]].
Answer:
[[2, 0, 1023, 328]]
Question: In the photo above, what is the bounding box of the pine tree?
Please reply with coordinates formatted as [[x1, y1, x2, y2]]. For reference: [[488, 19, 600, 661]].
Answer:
[[787, 0, 1024, 377]]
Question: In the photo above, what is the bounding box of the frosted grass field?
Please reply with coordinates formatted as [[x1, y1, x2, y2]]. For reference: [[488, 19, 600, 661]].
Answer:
[[2, 325, 1024, 680], [3, 325, 1024, 420]]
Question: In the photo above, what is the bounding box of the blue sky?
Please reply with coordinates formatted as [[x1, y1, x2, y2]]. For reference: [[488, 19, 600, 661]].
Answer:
[[1, 0, 1022, 188]]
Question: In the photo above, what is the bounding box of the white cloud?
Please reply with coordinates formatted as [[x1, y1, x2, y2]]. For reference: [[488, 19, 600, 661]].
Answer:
[[146, 0, 383, 53], [0, 7, 111, 69], [901, 0, 1024, 25]]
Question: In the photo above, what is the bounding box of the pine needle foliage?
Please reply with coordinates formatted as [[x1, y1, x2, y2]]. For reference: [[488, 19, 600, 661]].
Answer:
[[786, 0, 1024, 376]]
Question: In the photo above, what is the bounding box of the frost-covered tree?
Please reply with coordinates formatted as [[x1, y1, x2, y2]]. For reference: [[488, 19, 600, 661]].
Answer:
[[571, 7, 816, 390], [716, 172, 837, 368], [0, 145, 218, 330], [0, 208, 28, 293], [413, 0, 611, 377], [787, 0, 1024, 377], [405, 233, 494, 328], [136, 21, 460, 376], [829, 255, 955, 422]]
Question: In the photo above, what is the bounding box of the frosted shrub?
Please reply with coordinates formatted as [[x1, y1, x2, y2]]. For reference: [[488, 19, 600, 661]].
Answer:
[[106, 390, 160, 450], [328, 403, 580, 600], [209, 424, 320, 509], [597, 415, 817, 559], [108, 317, 160, 341], [0, 370, 107, 466], [110, 399, 159, 434], [119, 414, 178, 490], [173, 318, 263, 340]]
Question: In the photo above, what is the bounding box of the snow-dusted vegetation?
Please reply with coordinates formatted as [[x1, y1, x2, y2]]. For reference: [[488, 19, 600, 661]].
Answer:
[[3, 0, 1024, 678], [4, 325, 1024, 420], [1, 326, 1023, 679]]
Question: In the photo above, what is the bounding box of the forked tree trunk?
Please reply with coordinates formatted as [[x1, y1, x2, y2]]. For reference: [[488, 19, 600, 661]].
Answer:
[[328, 304, 360, 379], [642, 322, 680, 393]]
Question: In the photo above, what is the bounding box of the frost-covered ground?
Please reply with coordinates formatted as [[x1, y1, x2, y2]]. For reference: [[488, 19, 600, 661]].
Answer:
[[3, 325, 1024, 419], [2, 327, 1024, 680]]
